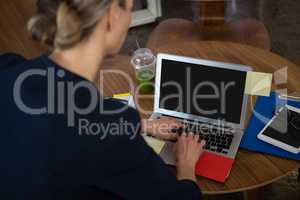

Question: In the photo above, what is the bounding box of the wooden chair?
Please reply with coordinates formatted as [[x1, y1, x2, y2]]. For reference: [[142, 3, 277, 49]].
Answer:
[[147, 0, 271, 51], [0, 0, 47, 58]]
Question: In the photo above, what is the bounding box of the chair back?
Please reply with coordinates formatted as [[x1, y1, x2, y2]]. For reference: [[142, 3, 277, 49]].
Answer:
[[0, 0, 47, 58], [198, 0, 226, 26]]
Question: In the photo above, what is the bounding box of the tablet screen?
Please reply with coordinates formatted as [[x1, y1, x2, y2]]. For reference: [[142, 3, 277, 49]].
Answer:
[[261, 106, 300, 148]]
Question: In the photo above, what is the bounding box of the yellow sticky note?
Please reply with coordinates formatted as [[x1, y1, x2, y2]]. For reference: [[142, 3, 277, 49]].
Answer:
[[245, 72, 273, 96], [113, 93, 131, 98], [143, 135, 165, 154]]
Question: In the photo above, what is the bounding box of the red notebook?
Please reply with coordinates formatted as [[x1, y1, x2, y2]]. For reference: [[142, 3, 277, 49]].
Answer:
[[196, 152, 234, 183]]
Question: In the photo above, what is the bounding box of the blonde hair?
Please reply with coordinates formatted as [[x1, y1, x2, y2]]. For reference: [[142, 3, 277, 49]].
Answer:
[[28, 0, 126, 50]]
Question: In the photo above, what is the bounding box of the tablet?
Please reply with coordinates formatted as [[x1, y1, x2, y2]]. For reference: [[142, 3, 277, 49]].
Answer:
[[257, 105, 300, 154]]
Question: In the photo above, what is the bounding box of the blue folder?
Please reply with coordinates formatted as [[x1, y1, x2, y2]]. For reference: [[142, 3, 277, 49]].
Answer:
[[240, 92, 300, 161]]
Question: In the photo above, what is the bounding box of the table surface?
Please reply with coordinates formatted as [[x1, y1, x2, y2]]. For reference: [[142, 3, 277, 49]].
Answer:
[[99, 41, 300, 195]]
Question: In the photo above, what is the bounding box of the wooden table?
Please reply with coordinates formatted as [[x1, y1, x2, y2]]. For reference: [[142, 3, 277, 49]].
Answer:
[[99, 41, 300, 197]]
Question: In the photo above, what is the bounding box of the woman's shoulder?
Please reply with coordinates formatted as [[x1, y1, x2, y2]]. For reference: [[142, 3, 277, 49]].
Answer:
[[99, 98, 141, 124], [0, 53, 28, 69]]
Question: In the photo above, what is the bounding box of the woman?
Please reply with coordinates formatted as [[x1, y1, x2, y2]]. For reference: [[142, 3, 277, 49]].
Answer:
[[0, 0, 205, 199]]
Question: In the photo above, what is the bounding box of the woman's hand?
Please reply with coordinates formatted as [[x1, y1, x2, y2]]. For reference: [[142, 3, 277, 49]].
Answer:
[[174, 133, 206, 182], [141, 117, 183, 141]]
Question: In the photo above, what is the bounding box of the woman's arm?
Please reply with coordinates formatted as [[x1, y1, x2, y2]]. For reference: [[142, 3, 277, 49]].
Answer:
[[72, 100, 204, 200], [99, 132, 203, 200]]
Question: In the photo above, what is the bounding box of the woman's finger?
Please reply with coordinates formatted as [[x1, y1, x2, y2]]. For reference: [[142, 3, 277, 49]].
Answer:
[[200, 140, 206, 147], [161, 117, 183, 128], [194, 134, 200, 143], [162, 131, 178, 141], [198, 140, 206, 153], [187, 132, 194, 141], [181, 132, 187, 138]]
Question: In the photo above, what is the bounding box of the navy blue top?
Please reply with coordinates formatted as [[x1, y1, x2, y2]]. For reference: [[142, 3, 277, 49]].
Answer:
[[0, 54, 202, 200]]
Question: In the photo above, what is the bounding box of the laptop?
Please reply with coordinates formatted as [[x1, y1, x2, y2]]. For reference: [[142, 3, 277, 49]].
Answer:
[[150, 53, 252, 182]]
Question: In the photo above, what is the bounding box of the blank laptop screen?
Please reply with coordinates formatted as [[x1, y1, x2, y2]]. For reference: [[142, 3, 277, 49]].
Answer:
[[159, 59, 247, 124]]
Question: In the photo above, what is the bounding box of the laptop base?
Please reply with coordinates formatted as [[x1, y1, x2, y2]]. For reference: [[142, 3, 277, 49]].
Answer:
[[196, 152, 234, 183]]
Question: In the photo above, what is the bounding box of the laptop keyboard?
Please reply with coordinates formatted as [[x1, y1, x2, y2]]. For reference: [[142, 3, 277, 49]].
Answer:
[[173, 123, 234, 155], [202, 132, 234, 154]]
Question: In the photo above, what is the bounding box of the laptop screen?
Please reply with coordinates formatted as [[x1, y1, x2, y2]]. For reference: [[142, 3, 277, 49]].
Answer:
[[159, 59, 247, 124]]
